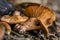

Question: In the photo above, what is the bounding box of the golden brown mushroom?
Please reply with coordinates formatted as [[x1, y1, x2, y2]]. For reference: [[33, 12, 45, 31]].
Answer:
[[23, 3, 56, 36]]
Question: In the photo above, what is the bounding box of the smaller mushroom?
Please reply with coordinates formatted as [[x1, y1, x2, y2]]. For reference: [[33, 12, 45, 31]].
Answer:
[[1, 11, 28, 24]]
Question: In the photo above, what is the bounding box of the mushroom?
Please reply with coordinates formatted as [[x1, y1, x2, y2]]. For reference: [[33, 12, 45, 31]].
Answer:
[[23, 3, 56, 36], [14, 3, 56, 36], [1, 11, 28, 24]]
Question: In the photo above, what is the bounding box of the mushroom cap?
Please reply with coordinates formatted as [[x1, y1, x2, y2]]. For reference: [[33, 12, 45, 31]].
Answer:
[[23, 3, 56, 36], [1, 11, 28, 24], [24, 3, 56, 28]]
